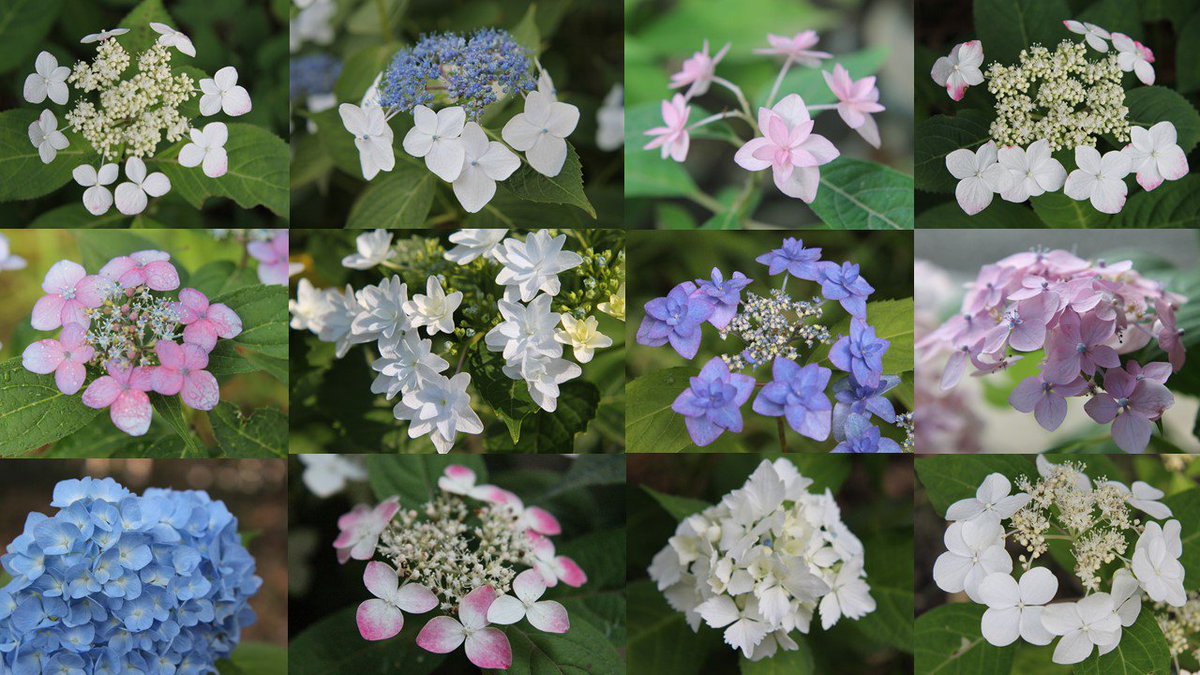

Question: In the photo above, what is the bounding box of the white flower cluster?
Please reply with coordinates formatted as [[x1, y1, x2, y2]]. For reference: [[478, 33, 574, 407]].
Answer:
[[289, 229, 622, 453], [934, 21, 1189, 216], [932, 456, 1186, 665], [22, 24, 251, 217], [648, 459, 875, 661]]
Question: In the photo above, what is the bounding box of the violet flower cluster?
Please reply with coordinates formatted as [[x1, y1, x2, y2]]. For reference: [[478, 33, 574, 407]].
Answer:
[[0, 477, 261, 674], [636, 238, 908, 453], [644, 31, 887, 203], [918, 248, 1186, 453], [21, 251, 242, 436], [336, 465, 586, 671]]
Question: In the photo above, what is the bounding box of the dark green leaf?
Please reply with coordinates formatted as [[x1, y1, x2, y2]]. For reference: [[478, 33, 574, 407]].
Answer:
[[0, 109, 98, 203], [500, 143, 597, 219], [365, 455, 488, 508], [856, 534, 914, 653], [468, 347, 536, 444], [213, 285, 289, 360], [914, 603, 1012, 675], [76, 230, 159, 271], [1125, 86, 1200, 154], [642, 485, 710, 521], [1030, 191, 1111, 228], [628, 580, 721, 675], [209, 403, 287, 458], [288, 606, 445, 675], [217, 641, 287, 675], [914, 111, 992, 194], [809, 158, 914, 230], [345, 164, 435, 229], [154, 124, 290, 218], [973, 0, 1071, 65], [1109, 175, 1200, 228], [1163, 488, 1200, 591], [918, 200, 1047, 228], [0, 357, 101, 457], [116, 0, 174, 54], [150, 393, 205, 457], [738, 637, 815, 674], [915, 455, 1037, 516], [0, 0, 65, 72], [500, 612, 623, 675]]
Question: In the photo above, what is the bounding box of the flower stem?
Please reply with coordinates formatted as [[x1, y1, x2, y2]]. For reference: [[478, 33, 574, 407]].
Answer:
[[687, 110, 742, 131], [807, 104, 838, 112], [713, 77, 757, 134], [765, 56, 795, 109], [777, 418, 788, 452]]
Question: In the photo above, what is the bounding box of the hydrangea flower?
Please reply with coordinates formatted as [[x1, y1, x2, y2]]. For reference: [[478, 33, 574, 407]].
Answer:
[[0, 478, 261, 674], [334, 497, 401, 564], [31, 260, 109, 331], [100, 249, 180, 291], [831, 374, 898, 439], [637, 282, 714, 360], [672, 357, 755, 447], [823, 64, 885, 148], [1084, 364, 1174, 453], [502, 89, 580, 178], [1112, 33, 1155, 85], [669, 40, 730, 98], [829, 319, 889, 389], [247, 231, 295, 286], [1063, 146, 1131, 214], [753, 31, 831, 67], [396, 373, 484, 454], [175, 288, 244, 351], [817, 262, 873, 319], [150, 340, 219, 411], [452, 121, 521, 213], [444, 229, 506, 265], [28, 109, 69, 164], [946, 141, 1010, 215], [752, 358, 832, 441], [831, 413, 902, 453], [402, 105, 467, 183], [403, 276, 462, 336], [198, 66, 252, 117], [342, 229, 396, 269], [493, 231, 583, 302], [755, 237, 823, 280], [356, 561, 438, 641], [81, 363, 155, 435], [23, 51, 71, 105], [692, 268, 752, 330], [931, 41, 984, 101], [1124, 122, 1188, 192], [734, 94, 839, 202], [644, 94, 691, 162], [21, 323, 95, 396], [487, 569, 570, 633], [554, 314, 612, 363], [114, 158, 172, 216], [340, 103, 395, 181], [178, 122, 229, 178]]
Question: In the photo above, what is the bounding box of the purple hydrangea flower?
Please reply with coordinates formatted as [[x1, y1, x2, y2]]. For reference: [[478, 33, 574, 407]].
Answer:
[[817, 261, 874, 318], [1043, 309, 1120, 382], [832, 413, 902, 453], [637, 282, 714, 359], [1084, 365, 1175, 453], [831, 374, 899, 440], [754, 237, 823, 281], [1008, 371, 1088, 431], [692, 268, 752, 330], [829, 319, 889, 388], [752, 358, 832, 441], [672, 357, 755, 447]]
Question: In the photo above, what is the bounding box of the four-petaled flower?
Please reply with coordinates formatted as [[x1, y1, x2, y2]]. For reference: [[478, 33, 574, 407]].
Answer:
[[356, 561, 438, 641], [28, 110, 69, 165], [486, 569, 570, 634], [1112, 33, 1155, 85], [416, 586, 512, 670], [672, 357, 755, 447], [755, 237, 823, 280], [1124, 122, 1187, 192], [644, 94, 691, 163], [931, 41, 984, 101], [452, 122, 520, 213], [734, 94, 840, 202], [944, 473, 1030, 525], [670, 40, 731, 97], [977, 568, 1058, 647], [1132, 520, 1186, 607], [340, 103, 395, 181], [334, 498, 400, 564], [946, 141, 1010, 215], [829, 319, 889, 388], [823, 64, 885, 149], [32, 260, 110, 331], [752, 358, 832, 441], [114, 158, 172, 216], [1042, 593, 1120, 664], [247, 231, 294, 286], [932, 518, 1011, 602], [199, 66, 252, 117], [150, 22, 196, 57], [692, 268, 751, 330], [1064, 146, 1131, 214], [501, 90, 580, 177], [100, 250, 180, 291], [403, 105, 467, 183], [151, 341, 219, 411], [1009, 371, 1089, 431], [23, 51, 71, 105], [72, 163, 119, 216], [81, 363, 155, 436], [22, 323, 95, 396], [753, 31, 831, 67], [179, 122, 229, 178], [997, 140, 1067, 203], [174, 288, 244, 352], [1084, 364, 1175, 453]]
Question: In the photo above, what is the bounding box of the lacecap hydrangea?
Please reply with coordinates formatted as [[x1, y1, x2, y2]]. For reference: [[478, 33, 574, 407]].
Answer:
[[0, 477, 261, 674]]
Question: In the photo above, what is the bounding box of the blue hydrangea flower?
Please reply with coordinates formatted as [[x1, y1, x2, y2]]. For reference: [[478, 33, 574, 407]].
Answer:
[[817, 261, 874, 319], [289, 54, 344, 101], [754, 237, 823, 281], [752, 358, 833, 440], [672, 357, 755, 447], [637, 282, 714, 359], [829, 319, 889, 388], [833, 413, 902, 453], [832, 374, 900, 440], [381, 29, 535, 119], [0, 477, 261, 674], [692, 268, 752, 330]]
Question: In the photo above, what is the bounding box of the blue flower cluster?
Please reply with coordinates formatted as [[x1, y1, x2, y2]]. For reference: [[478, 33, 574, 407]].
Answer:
[[380, 29, 535, 119], [636, 238, 905, 453], [0, 478, 261, 674], [290, 54, 343, 101]]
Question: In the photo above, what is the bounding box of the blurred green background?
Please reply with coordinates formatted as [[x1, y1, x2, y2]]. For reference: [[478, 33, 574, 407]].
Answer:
[[0, 0, 290, 228], [627, 231, 915, 452], [627, 454, 914, 674], [625, 0, 915, 228]]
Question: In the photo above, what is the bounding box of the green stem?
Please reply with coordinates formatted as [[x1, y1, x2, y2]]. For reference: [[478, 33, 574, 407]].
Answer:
[[777, 418, 788, 453], [765, 56, 795, 109], [686, 191, 725, 213]]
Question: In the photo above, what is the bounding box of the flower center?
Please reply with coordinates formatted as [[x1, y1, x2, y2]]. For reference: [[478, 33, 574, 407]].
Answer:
[[61, 287, 76, 300], [1076, 342, 1088, 354]]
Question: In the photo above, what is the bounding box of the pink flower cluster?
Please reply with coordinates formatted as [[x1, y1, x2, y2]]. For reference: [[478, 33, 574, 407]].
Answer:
[[334, 465, 586, 671], [919, 249, 1185, 453], [21, 251, 243, 436]]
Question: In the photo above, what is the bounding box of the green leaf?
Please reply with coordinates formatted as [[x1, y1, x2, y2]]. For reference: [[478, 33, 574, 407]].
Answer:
[[973, 0, 1071, 66], [345, 164, 435, 229], [500, 142, 597, 219], [1125, 86, 1200, 154], [501, 613, 624, 675], [856, 534, 914, 653], [642, 485, 710, 521], [1178, 13, 1200, 94], [288, 606, 445, 675], [468, 348, 535, 443], [809, 158, 914, 230], [1109, 176, 1200, 228], [209, 403, 287, 458], [213, 285, 289, 360], [0, 357, 102, 457], [628, 580, 722, 675], [490, 381, 601, 452], [914, 111, 992, 194], [1075, 611, 1171, 674], [117, 0, 174, 54], [150, 394, 205, 457], [0, 0, 65, 72], [27, 204, 130, 228], [810, 298, 915, 375], [915, 603, 1012, 675], [0, 109, 98, 202], [188, 261, 259, 299], [1030, 191, 1112, 228], [624, 104, 701, 199], [364, 455, 488, 508], [626, 367, 697, 454], [154, 124, 290, 218], [918, 200, 1047, 228], [509, 3, 541, 55], [217, 642, 287, 675], [76, 230, 159, 271], [915, 455, 1036, 516], [1163, 488, 1200, 591], [739, 638, 814, 674]]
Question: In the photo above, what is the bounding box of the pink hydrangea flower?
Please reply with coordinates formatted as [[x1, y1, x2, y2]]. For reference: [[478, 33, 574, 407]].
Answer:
[[753, 31, 831, 67], [1009, 371, 1089, 431], [1154, 299, 1185, 373], [31, 260, 112, 331], [528, 532, 587, 588], [334, 497, 400, 564], [669, 40, 730, 98], [476, 485, 562, 536], [416, 586, 512, 670], [151, 340, 219, 411], [99, 250, 180, 291], [734, 94, 839, 202], [487, 569, 570, 634], [438, 464, 490, 498], [1043, 309, 1121, 382], [21, 323, 95, 396], [1085, 365, 1175, 453], [248, 232, 294, 286], [822, 64, 885, 148], [81, 363, 155, 437], [174, 288, 243, 352], [643, 94, 691, 162], [356, 561, 438, 641]]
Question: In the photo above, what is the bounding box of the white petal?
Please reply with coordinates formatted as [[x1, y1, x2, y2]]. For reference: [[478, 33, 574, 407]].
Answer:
[[47, 81, 69, 106], [178, 143, 205, 168], [141, 172, 171, 197], [1018, 567, 1058, 605], [981, 606, 1020, 647], [205, 122, 229, 148], [82, 185, 113, 216], [1021, 607, 1055, 646], [478, 143, 521, 181], [501, 114, 541, 151], [114, 184, 148, 215], [436, 107, 466, 138], [453, 166, 496, 214], [412, 105, 438, 133], [72, 164, 98, 187], [214, 65, 239, 90], [199, 93, 223, 117], [38, 142, 57, 164], [23, 74, 47, 104], [485, 595, 526, 625], [221, 86, 252, 116], [945, 148, 979, 179], [339, 103, 368, 135], [202, 147, 228, 178], [403, 127, 434, 157], [1052, 631, 1094, 665], [425, 139, 466, 182], [1063, 170, 1097, 201], [526, 134, 568, 177], [955, 176, 993, 215], [546, 102, 580, 137], [1089, 177, 1126, 214]]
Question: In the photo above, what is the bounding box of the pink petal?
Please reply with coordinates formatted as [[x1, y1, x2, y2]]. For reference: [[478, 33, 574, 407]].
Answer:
[[1033, 394, 1068, 431], [156, 340, 185, 369], [1085, 394, 1119, 424], [445, 465, 475, 481], [181, 370, 219, 411], [458, 586, 497, 630], [554, 556, 587, 587], [100, 257, 138, 284], [111, 390, 152, 436], [22, 339, 65, 374], [363, 561, 399, 601], [142, 261, 180, 292], [31, 294, 66, 330], [257, 261, 290, 287], [74, 275, 114, 306], [1112, 413, 1151, 454], [465, 627, 512, 670], [526, 600, 570, 634], [59, 323, 89, 349], [523, 507, 561, 536], [183, 343, 210, 370], [60, 299, 91, 328], [373, 497, 401, 522], [183, 322, 219, 352], [395, 583, 438, 614], [55, 362, 88, 396], [357, 598, 404, 641], [207, 303, 243, 338], [41, 260, 85, 294], [178, 288, 209, 316], [153, 366, 185, 396], [246, 240, 276, 264], [416, 616, 467, 653], [82, 376, 122, 409], [128, 366, 155, 392]]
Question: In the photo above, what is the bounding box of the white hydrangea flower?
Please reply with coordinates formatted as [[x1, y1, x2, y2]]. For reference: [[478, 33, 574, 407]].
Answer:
[[1042, 594, 1120, 664], [1132, 520, 1186, 607], [818, 561, 876, 629], [28, 109, 69, 164], [1123, 122, 1188, 192], [554, 314, 612, 363], [944, 473, 1030, 525], [1111, 33, 1154, 85], [932, 519, 1011, 602], [485, 294, 562, 365], [444, 229, 507, 265], [1102, 480, 1172, 520], [370, 332, 448, 400], [340, 103, 395, 181], [199, 66, 252, 117], [493, 230, 584, 302], [290, 0, 334, 52], [396, 372, 483, 454], [150, 22, 196, 58], [997, 140, 1066, 203], [72, 163, 119, 216], [452, 122, 520, 213], [178, 122, 228, 178], [1064, 20, 1111, 53], [501, 90, 580, 177], [931, 41, 984, 101], [24, 51, 71, 105], [504, 354, 581, 413], [946, 141, 1011, 215], [1064, 146, 1130, 214], [289, 278, 334, 333], [114, 157, 171, 216], [316, 284, 364, 358], [80, 28, 129, 44], [297, 454, 367, 498], [977, 568, 1057, 647], [342, 229, 396, 269], [402, 105, 467, 183], [351, 275, 411, 349], [403, 276, 462, 336]]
